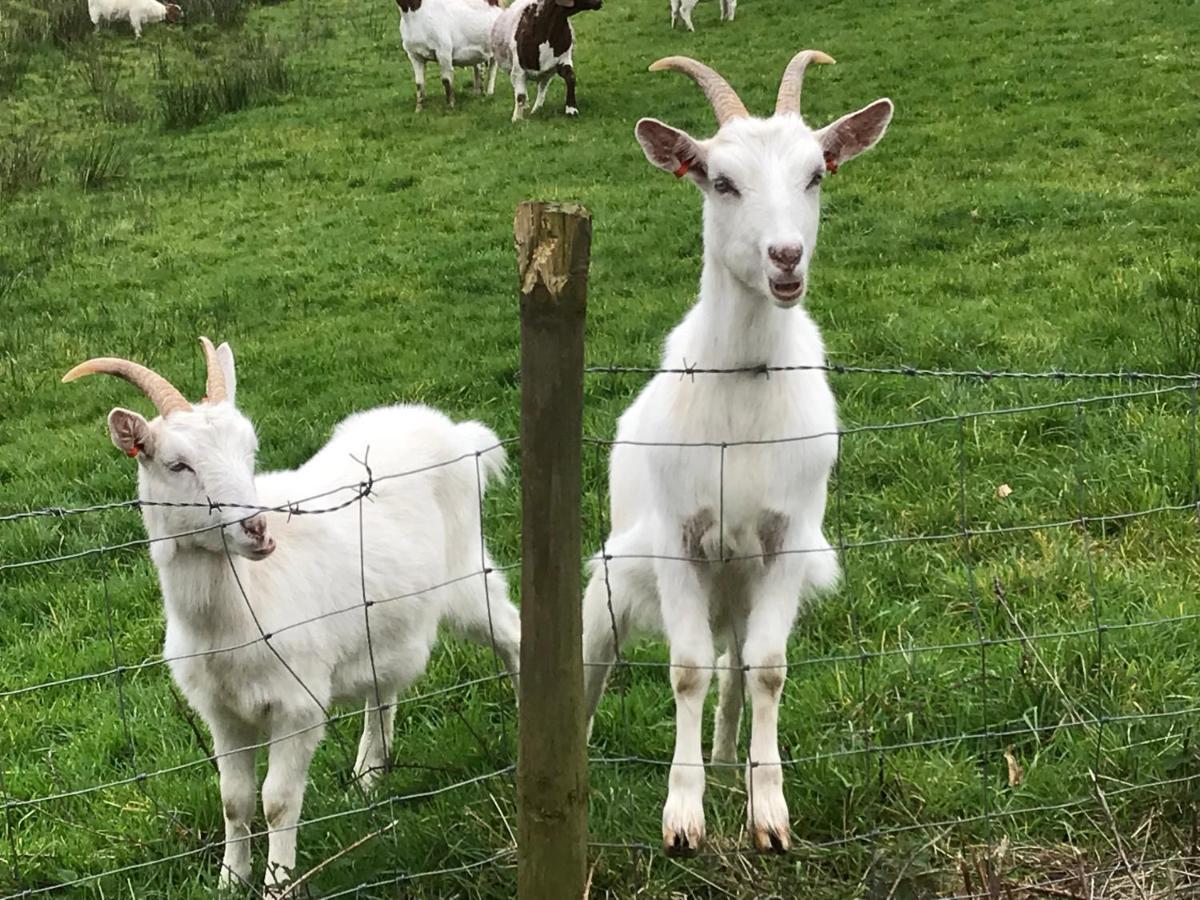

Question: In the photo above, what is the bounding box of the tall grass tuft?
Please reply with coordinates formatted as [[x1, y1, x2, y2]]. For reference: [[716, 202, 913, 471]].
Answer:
[[1148, 263, 1200, 374], [75, 139, 131, 191], [0, 132, 50, 196], [74, 46, 141, 123], [158, 39, 291, 129]]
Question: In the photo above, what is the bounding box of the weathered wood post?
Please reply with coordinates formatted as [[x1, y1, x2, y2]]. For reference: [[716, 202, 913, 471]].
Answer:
[[514, 201, 590, 900]]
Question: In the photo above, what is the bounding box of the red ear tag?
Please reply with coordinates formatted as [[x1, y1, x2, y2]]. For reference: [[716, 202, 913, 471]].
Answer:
[[824, 152, 839, 175], [673, 159, 690, 178], [127, 446, 139, 458]]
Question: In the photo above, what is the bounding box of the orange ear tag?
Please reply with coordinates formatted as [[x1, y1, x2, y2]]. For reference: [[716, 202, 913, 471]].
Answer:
[[127, 446, 139, 458], [824, 152, 839, 175], [674, 159, 690, 178]]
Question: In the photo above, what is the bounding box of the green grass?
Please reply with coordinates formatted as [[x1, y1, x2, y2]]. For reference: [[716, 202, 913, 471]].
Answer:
[[1, 0, 1199, 896]]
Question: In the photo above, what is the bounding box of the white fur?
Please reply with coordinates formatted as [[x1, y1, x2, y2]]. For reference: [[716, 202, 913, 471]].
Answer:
[[582, 77, 893, 854], [669, 0, 736, 31], [398, 0, 503, 110], [96, 347, 520, 891], [88, 0, 177, 38]]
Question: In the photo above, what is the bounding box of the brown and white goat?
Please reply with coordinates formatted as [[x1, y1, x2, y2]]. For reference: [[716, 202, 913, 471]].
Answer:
[[491, 0, 602, 122]]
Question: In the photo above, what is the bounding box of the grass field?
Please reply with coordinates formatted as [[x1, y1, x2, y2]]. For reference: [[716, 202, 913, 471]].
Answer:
[[2, 0, 1200, 895]]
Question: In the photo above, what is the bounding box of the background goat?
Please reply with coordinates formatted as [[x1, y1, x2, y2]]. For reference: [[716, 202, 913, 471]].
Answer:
[[491, 0, 602, 122], [581, 52, 893, 856], [670, 0, 734, 31], [64, 338, 521, 891], [88, 0, 182, 38], [397, 0, 503, 111]]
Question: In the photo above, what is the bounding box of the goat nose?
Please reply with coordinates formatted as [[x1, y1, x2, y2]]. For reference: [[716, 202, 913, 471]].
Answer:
[[241, 516, 266, 539], [768, 244, 804, 272]]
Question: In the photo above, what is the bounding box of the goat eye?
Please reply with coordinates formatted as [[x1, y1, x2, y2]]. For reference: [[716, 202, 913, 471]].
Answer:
[[168, 461, 194, 474], [713, 176, 740, 197], [807, 172, 824, 190]]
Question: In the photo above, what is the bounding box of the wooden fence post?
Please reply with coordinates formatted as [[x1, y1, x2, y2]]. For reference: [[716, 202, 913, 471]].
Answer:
[[515, 200, 590, 900]]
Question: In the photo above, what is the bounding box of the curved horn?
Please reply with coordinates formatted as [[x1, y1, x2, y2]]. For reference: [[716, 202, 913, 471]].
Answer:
[[62, 357, 192, 417], [775, 49, 836, 117], [649, 56, 748, 126], [199, 336, 227, 404]]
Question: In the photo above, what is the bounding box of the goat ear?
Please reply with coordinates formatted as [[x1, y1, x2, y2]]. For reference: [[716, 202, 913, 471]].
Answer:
[[216, 342, 237, 405], [635, 118, 708, 184], [108, 408, 155, 459], [816, 98, 893, 170]]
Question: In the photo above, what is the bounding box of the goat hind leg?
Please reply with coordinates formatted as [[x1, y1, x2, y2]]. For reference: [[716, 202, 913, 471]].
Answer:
[[437, 53, 456, 107], [353, 695, 397, 793], [711, 647, 744, 767], [529, 77, 552, 115], [557, 63, 578, 115], [679, 0, 699, 30]]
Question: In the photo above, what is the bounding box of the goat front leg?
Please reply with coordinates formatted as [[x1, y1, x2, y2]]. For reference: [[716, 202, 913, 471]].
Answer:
[[437, 52, 456, 108], [658, 561, 714, 856], [353, 695, 397, 793], [409, 54, 427, 111], [678, 0, 699, 31], [211, 717, 259, 891], [528, 76, 552, 115], [486, 58, 498, 95], [557, 63, 578, 115], [720, 0, 737, 20], [741, 582, 801, 853], [262, 713, 325, 892]]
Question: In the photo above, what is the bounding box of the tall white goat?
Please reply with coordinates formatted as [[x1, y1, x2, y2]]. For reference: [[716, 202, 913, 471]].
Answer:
[[64, 338, 521, 891], [581, 52, 893, 855]]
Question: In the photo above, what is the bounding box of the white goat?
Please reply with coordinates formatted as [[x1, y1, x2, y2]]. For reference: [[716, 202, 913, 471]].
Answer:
[[670, 0, 733, 31], [88, 0, 182, 38], [64, 338, 521, 892], [581, 52, 893, 855], [397, 0, 503, 111]]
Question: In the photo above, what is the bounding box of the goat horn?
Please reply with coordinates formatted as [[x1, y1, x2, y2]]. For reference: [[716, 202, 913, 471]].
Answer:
[[62, 356, 192, 417], [775, 49, 836, 117], [198, 336, 227, 404], [649, 56, 748, 126]]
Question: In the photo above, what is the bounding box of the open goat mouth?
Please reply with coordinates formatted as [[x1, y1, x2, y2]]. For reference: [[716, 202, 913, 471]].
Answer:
[[769, 275, 805, 303]]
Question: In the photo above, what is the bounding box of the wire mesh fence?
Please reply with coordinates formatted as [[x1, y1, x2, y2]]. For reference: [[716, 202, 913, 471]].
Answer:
[[5, 361, 1198, 897]]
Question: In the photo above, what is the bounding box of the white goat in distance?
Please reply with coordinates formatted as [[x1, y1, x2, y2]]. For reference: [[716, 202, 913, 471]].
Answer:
[[581, 51, 893, 855], [64, 338, 520, 892]]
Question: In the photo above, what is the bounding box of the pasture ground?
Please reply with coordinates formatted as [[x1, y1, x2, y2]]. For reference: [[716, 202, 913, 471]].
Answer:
[[1, 0, 1199, 896]]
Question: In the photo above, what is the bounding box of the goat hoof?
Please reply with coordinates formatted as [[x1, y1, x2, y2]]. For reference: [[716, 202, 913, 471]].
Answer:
[[752, 825, 791, 854], [565, 106, 579, 117], [663, 830, 701, 857]]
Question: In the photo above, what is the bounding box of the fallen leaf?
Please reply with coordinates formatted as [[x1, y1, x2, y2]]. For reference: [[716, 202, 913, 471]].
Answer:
[[1004, 746, 1024, 787]]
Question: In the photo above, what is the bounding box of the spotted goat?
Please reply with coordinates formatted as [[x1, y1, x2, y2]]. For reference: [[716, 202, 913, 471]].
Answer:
[[64, 338, 521, 892], [397, 0, 503, 111], [581, 52, 894, 856], [491, 0, 602, 122]]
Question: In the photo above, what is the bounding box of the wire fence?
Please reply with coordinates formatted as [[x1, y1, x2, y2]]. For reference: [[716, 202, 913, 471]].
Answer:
[[4, 359, 1198, 897], [4, 203, 1200, 898]]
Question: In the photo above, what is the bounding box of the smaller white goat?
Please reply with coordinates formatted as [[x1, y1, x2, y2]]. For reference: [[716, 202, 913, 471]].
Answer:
[[64, 338, 521, 892], [582, 52, 892, 856], [670, 0, 734, 31], [89, 0, 182, 38], [397, 0, 503, 111], [491, 0, 602, 123]]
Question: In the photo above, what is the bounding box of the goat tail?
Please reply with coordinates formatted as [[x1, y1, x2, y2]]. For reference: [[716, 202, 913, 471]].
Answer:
[[452, 420, 508, 492]]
